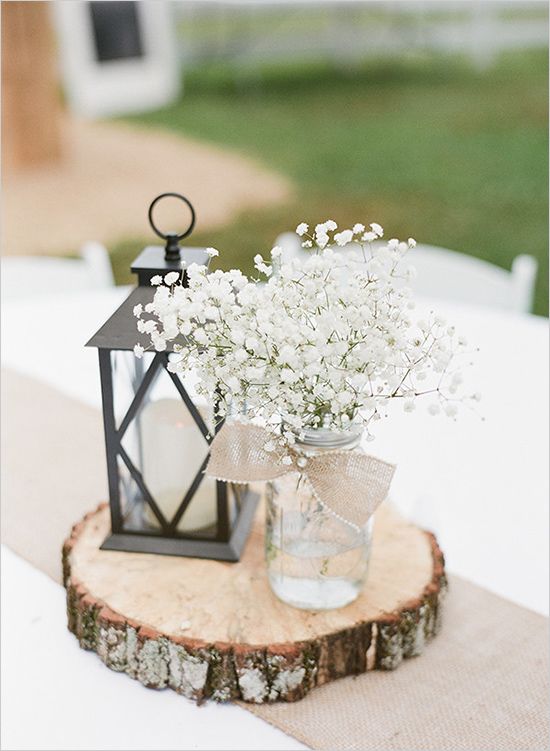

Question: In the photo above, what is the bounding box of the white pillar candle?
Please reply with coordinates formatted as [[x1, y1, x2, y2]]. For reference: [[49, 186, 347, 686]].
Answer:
[[141, 398, 218, 532]]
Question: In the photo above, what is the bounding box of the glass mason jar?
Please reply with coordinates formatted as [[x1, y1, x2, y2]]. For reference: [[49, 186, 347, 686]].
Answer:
[[265, 428, 374, 610]]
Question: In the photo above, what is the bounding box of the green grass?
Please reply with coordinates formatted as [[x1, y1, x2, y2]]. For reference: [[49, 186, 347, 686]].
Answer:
[[116, 50, 548, 314]]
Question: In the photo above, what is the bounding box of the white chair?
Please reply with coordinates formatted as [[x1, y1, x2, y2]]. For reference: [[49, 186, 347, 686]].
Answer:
[[274, 232, 538, 314], [0, 242, 115, 302]]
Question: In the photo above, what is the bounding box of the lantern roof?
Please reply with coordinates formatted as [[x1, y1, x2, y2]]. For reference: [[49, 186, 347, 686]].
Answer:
[[131, 245, 209, 286], [86, 286, 182, 352]]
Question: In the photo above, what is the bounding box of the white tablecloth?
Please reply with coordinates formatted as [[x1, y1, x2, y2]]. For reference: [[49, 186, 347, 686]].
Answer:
[[2, 287, 548, 750]]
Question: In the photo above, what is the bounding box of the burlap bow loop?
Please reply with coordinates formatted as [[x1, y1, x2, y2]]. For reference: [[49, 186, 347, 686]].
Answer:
[[205, 423, 396, 528]]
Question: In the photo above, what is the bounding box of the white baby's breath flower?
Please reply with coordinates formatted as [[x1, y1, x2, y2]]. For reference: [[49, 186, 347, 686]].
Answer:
[[370, 222, 384, 238], [133, 304, 143, 318], [194, 329, 209, 345], [296, 223, 309, 236], [206, 247, 219, 258], [353, 223, 365, 234], [334, 229, 354, 246], [141, 320, 157, 334], [362, 231, 377, 242], [152, 334, 167, 352], [133, 343, 145, 358], [408, 237, 417, 248], [314, 224, 329, 248], [325, 220, 337, 231], [316, 234, 329, 249], [164, 271, 180, 285], [445, 403, 458, 418], [271, 246, 283, 259], [151, 275, 163, 286]]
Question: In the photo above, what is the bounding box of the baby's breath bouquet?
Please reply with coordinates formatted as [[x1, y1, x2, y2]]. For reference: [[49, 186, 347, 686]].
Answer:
[[135, 220, 477, 447], [136, 219, 480, 609]]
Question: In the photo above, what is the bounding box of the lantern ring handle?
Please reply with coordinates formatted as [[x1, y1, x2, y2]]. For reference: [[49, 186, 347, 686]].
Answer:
[[148, 193, 196, 242]]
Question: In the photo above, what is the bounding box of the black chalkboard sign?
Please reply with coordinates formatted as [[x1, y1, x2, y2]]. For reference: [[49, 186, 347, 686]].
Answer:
[[89, 1, 144, 63]]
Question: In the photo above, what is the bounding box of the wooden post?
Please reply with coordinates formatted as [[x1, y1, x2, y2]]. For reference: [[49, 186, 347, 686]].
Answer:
[[1, 1, 63, 170]]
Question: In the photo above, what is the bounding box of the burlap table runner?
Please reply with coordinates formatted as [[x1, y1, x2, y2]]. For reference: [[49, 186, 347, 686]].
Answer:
[[1, 369, 108, 580], [249, 577, 549, 750], [2, 368, 548, 750]]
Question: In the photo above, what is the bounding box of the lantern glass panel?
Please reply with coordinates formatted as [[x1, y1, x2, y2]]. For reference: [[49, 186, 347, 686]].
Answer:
[[111, 350, 140, 431], [112, 348, 224, 539], [140, 359, 217, 536]]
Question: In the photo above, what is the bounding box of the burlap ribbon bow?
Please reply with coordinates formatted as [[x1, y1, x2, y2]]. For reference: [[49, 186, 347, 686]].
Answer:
[[205, 423, 396, 528]]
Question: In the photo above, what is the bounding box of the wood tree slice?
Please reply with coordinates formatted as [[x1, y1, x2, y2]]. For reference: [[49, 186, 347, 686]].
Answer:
[[63, 502, 446, 703]]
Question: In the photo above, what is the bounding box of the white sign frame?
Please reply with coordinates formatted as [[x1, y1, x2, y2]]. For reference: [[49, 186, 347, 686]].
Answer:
[[53, 1, 180, 118]]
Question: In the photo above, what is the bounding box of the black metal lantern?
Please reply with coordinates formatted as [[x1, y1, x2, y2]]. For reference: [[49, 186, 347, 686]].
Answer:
[[87, 193, 258, 561]]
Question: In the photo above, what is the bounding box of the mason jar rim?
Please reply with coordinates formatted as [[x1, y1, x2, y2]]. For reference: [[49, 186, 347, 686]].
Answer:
[[296, 427, 362, 450]]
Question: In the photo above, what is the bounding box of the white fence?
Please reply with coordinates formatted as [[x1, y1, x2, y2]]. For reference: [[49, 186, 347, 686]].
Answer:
[[175, 0, 548, 71]]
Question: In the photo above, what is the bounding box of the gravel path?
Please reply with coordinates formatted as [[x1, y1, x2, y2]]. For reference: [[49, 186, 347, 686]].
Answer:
[[2, 118, 291, 256]]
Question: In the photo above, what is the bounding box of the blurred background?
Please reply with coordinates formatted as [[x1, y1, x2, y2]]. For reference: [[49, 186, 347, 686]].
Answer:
[[2, 0, 548, 314]]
